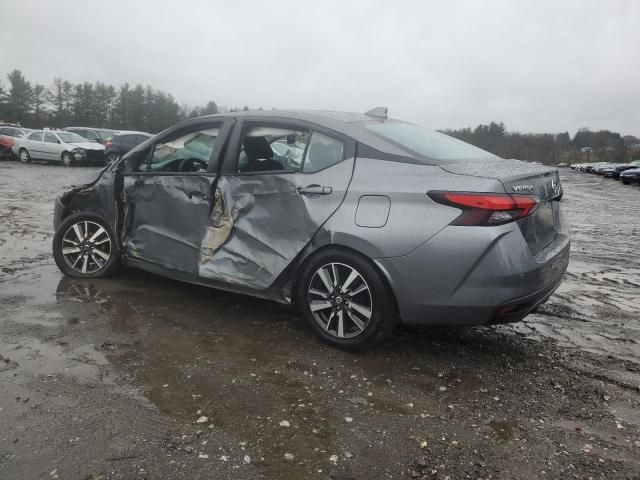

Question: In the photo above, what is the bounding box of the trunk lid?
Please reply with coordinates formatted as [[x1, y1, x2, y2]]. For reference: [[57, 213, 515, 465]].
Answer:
[[439, 158, 562, 254]]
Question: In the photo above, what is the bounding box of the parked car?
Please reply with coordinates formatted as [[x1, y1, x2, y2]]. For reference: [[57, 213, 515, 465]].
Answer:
[[104, 131, 152, 164], [598, 163, 626, 177], [583, 162, 603, 173], [0, 125, 30, 158], [51, 109, 570, 350], [605, 161, 640, 179], [620, 167, 640, 185], [64, 127, 118, 144], [13, 130, 106, 166], [593, 163, 612, 174]]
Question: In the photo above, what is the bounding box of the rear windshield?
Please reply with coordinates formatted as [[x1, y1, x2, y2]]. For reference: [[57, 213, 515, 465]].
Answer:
[[366, 122, 497, 162]]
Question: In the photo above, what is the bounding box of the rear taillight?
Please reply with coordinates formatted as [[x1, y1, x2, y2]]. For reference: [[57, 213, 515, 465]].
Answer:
[[428, 191, 539, 226]]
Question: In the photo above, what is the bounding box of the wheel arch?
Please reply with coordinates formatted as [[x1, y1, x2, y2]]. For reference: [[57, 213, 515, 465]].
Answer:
[[285, 240, 399, 317]]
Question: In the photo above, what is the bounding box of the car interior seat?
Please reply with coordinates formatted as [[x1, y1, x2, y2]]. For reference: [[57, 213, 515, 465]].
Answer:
[[243, 137, 283, 171]]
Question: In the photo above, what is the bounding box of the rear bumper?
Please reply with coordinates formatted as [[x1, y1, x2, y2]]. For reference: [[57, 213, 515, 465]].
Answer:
[[375, 210, 570, 326]]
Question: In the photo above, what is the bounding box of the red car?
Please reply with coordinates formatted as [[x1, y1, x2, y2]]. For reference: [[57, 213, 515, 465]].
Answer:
[[0, 125, 29, 158]]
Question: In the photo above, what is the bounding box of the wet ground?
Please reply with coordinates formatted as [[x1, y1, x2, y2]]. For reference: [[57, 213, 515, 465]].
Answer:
[[1, 161, 639, 480]]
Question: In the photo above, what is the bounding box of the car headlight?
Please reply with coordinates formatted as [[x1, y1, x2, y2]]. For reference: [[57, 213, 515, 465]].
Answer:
[[72, 148, 85, 154]]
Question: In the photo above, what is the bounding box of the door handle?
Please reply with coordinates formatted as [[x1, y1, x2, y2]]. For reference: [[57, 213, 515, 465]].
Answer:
[[297, 184, 333, 196]]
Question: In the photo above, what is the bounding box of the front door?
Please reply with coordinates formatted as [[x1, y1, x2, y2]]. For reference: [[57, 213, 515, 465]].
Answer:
[[198, 119, 355, 290], [121, 120, 233, 274], [25, 131, 46, 160], [43, 132, 62, 161]]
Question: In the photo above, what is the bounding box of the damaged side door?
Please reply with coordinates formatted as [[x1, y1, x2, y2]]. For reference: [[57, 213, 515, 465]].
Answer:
[[198, 118, 356, 290], [121, 119, 233, 274]]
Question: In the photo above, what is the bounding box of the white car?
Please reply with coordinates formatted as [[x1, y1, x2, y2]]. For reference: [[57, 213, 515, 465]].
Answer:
[[13, 130, 106, 166]]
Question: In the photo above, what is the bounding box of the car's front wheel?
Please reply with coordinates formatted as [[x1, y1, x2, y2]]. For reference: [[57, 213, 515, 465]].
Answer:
[[61, 152, 74, 167], [295, 248, 396, 351], [53, 213, 120, 278], [106, 152, 119, 164], [19, 148, 31, 163]]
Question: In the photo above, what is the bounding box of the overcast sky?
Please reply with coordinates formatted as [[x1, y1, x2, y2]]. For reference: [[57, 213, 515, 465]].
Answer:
[[1, 0, 639, 135]]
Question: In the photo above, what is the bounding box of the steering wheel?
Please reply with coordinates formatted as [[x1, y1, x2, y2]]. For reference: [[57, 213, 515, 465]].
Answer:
[[178, 157, 208, 172]]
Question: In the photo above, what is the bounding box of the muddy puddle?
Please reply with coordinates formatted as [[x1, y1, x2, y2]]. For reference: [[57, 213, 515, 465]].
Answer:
[[1, 162, 639, 479]]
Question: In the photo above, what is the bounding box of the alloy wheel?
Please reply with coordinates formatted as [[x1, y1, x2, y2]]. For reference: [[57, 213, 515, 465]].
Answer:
[[307, 262, 372, 339], [61, 220, 112, 274], [62, 153, 73, 167], [19, 150, 30, 163], [107, 153, 119, 164]]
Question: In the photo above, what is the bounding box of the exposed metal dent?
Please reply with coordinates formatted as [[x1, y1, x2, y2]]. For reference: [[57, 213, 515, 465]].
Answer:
[[199, 188, 234, 261], [198, 159, 355, 290]]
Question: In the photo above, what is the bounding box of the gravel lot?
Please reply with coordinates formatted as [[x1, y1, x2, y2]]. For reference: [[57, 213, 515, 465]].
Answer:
[[1, 162, 639, 479]]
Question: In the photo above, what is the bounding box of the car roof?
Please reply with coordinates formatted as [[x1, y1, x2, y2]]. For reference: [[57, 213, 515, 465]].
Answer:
[[66, 127, 117, 131], [116, 130, 152, 136], [196, 109, 411, 157]]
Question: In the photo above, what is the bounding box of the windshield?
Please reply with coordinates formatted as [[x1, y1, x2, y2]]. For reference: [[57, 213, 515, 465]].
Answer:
[[366, 122, 497, 162], [57, 132, 88, 143]]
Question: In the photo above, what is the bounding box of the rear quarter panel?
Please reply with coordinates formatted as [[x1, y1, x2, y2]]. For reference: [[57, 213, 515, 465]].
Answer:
[[320, 158, 505, 259]]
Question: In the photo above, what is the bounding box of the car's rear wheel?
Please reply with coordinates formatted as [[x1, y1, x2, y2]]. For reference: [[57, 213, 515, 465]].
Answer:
[[295, 248, 396, 351], [61, 152, 74, 167], [106, 152, 119, 164], [19, 148, 31, 163], [622, 180, 630, 185], [53, 213, 120, 278]]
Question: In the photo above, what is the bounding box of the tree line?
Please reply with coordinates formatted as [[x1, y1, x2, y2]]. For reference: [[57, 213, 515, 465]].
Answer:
[[442, 121, 639, 165], [1, 69, 638, 164], [0, 69, 251, 133]]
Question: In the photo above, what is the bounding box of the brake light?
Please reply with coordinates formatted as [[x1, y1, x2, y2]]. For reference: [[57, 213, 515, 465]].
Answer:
[[428, 191, 539, 226]]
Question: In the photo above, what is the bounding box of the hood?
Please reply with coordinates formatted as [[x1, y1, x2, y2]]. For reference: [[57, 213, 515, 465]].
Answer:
[[70, 142, 105, 151]]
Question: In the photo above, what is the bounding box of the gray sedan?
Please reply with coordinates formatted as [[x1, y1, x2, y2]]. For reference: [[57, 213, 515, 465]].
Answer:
[[14, 130, 106, 166], [51, 109, 570, 350]]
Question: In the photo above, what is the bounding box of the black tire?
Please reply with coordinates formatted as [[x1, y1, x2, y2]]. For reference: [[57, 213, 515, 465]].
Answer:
[[622, 180, 630, 185], [106, 152, 120, 164], [53, 213, 120, 278], [295, 248, 396, 351], [19, 148, 31, 163], [61, 151, 74, 167]]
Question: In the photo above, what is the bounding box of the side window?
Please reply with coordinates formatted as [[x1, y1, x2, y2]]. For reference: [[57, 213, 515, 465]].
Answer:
[[0, 127, 9, 135], [125, 135, 139, 147], [28, 132, 44, 142], [237, 125, 309, 173], [135, 135, 150, 145], [138, 126, 220, 173], [44, 132, 59, 143], [302, 132, 345, 173]]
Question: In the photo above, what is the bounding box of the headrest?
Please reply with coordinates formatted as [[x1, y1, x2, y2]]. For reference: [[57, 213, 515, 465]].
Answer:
[[244, 136, 273, 160]]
